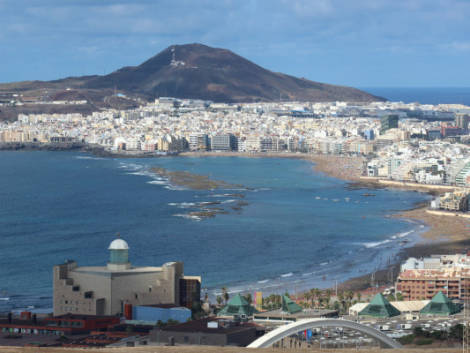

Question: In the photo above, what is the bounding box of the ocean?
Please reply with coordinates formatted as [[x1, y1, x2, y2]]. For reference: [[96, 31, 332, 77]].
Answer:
[[0, 151, 429, 312], [363, 87, 470, 106]]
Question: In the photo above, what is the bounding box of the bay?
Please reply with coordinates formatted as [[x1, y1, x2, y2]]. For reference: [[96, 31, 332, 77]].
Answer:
[[0, 151, 429, 311]]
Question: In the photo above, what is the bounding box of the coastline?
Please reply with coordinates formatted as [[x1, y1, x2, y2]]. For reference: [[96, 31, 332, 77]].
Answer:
[[1, 146, 464, 294]]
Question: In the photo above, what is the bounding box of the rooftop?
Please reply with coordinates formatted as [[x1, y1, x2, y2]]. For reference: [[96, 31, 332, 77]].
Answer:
[[157, 317, 257, 334]]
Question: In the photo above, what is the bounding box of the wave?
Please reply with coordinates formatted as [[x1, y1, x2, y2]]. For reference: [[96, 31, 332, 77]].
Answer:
[[75, 156, 104, 160], [165, 185, 186, 191], [364, 239, 392, 248], [222, 199, 236, 204], [118, 162, 142, 171], [281, 272, 293, 278], [390, 230, 413, 239], [147, 180, 167, 185], [168, 202, 197, 208], [364, 226, 419, 249], [209, 193, 243, 198], [173, 213, 201, 221], [252, 188, 271, 192], [257, 279, 269, 284]]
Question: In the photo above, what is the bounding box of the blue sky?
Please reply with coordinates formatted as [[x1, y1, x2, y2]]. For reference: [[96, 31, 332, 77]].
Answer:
[[2, 0, 470, 87]]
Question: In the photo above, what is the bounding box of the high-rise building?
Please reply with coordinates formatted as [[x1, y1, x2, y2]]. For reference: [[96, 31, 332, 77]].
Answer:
[[210, 134, 238, 151], [380, 115, 399, 134], [189, 134, 209, 151], [455, 114, 470, 133], [364, 129, 375, 140]]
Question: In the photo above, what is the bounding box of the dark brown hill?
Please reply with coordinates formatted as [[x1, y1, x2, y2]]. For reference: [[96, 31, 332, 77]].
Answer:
[[84, 43, 382, 102], [0, 43, 383, 120]]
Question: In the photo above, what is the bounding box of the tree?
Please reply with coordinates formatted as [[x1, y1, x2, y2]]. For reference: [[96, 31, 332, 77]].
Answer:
[[244, 293, 252, 305], [216, 295, 223, 306], [304, 292, 311, 308], [356, 292, 362, 303], [325, 289, 332, 308], [222, 287, 229, 304]]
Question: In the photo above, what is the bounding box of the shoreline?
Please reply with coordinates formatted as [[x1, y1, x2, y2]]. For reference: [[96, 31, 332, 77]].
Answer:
[[1, 146, 465, 294], [180, 152, 470, 293]]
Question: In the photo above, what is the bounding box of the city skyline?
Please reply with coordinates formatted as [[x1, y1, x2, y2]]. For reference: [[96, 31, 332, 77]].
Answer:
[[2, 0, 470, 87]]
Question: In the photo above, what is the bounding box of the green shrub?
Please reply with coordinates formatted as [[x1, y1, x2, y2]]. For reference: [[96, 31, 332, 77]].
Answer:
[[430, 330, 446, 340], [415, 337, 433, 345], [398, 334, 415, 345]]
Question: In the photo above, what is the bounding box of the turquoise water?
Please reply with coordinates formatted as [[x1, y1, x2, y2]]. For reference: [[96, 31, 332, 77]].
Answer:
[[0, 152, 429, 311]]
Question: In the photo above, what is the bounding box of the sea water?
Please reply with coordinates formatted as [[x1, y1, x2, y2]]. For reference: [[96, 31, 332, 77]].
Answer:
[[0, 151, 429, 311]]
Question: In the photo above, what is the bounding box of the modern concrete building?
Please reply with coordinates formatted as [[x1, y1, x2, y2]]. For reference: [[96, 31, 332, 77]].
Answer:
[[189, 134, 209, 151], [53, 238, 201, 316], [210, 134, 238, 151]]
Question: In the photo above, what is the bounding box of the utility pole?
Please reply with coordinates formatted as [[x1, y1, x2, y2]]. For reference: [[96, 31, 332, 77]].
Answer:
[[464, 297, 470, 353]]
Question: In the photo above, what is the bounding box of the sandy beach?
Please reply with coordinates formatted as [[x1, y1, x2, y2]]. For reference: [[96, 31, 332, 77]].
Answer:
[[395, 207, 470, 242], [180, 151, 366, 180]]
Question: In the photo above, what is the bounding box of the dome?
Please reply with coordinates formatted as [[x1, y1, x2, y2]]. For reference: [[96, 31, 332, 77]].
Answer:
[[108, 238, 129, 250]]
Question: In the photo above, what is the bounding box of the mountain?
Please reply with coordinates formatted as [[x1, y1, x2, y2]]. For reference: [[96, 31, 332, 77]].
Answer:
[[0, 43, 384, 120], [83, 43, 382, 102]]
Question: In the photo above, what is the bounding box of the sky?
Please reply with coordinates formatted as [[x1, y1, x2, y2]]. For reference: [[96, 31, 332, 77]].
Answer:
[[1, 0, 470, 87]]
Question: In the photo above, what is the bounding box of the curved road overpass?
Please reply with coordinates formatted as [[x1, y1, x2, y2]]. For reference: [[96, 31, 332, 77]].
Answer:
[[248, 318, 402, 349]]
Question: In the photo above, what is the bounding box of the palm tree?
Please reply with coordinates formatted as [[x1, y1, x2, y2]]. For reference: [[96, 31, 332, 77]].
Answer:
[[313, 288, 321, 308], [338, 291, 346, 314], [345, 290, 354, 311], [304, 292, 311, 308], [244, 293, 252, 305], [356, 292, 362, 303], [216, 296, 223, 306], [221, 287, 229, 304], [325, 289, 332, 308]]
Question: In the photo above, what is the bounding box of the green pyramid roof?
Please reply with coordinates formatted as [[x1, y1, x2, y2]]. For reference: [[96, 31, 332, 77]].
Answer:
[[420, 291, 461, 316], [282, 295, 302, 314], [359, 293, 400, 318], [218, 294, 258, 316]]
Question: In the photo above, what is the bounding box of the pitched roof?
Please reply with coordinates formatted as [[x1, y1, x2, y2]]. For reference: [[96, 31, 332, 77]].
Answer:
[[227, 294, 249, 306], [420, 291, 462, 316], [358, 293, 400, 318], [282, 295, 302, 314], [218, 294, 258, 316]]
